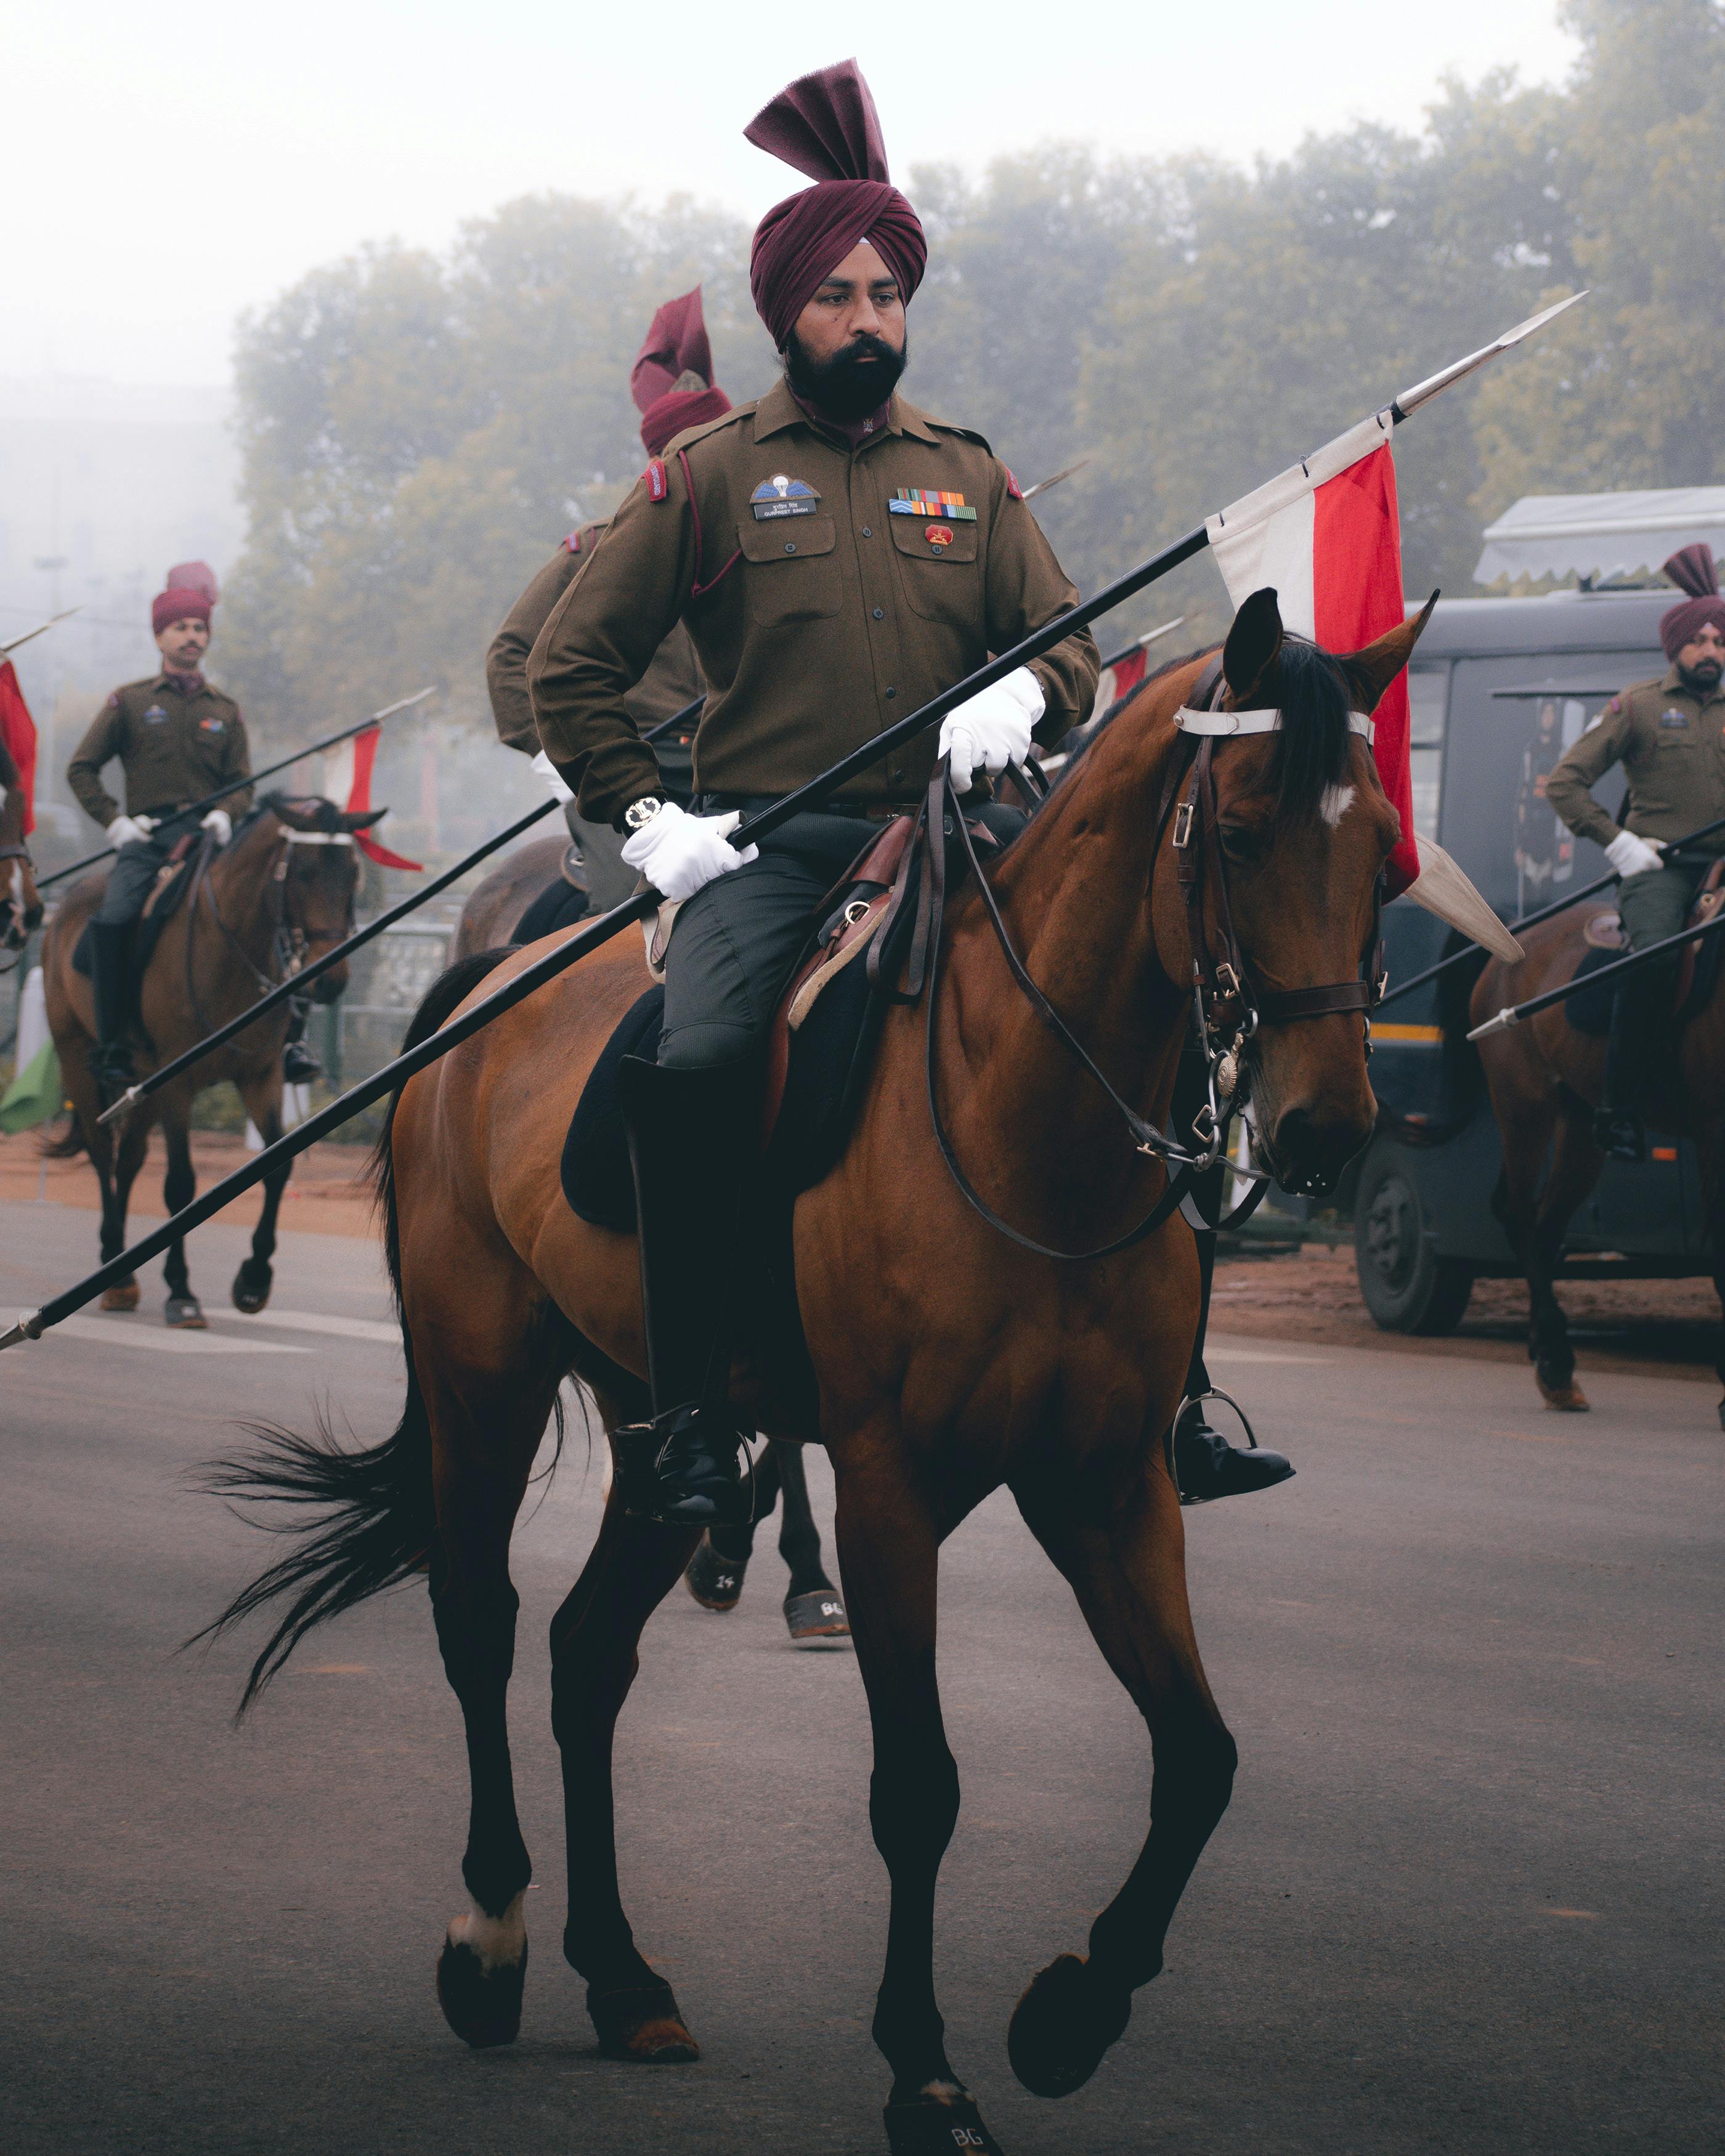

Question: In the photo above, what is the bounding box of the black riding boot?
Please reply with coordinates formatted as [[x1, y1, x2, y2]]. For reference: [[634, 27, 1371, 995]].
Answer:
[[282, 994, 322, 1084], [614, 1055, 757, 1528], [87, 920, 137, 1101], [1595, 974, 1662, 1162]]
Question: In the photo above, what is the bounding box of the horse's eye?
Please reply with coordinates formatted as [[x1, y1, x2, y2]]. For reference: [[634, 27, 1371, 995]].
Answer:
[[1219, 823, 1260, 864]]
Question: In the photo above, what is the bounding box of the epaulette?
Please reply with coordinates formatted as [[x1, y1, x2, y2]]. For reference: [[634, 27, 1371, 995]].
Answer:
[[920, 415, 996, 455], [665, 400, 759, 463]]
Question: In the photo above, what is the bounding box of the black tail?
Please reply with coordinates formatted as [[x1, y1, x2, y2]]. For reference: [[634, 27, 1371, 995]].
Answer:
[[194, 947, 519, 1712], [1375, 936, 1490, 1149]]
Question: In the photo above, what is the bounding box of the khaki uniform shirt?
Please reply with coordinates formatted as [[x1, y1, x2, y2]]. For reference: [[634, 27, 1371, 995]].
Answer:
[[67, 671, 252, 830], [486, 522, 704, 754], [527, 381, 1098, 827], [1545, 667, 1725, 854]]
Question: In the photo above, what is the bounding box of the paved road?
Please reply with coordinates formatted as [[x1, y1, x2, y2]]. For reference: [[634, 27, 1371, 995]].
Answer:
[[2, 1196, 1720, 2156]]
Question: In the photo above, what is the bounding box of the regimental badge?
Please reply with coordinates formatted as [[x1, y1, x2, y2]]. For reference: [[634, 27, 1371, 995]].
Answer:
[[143, 703, 169, 726], [750, 474, 821, 520], [925, 524, 954, 549], [1660, 708, 1690, 729], [888, 488, 977, 523]]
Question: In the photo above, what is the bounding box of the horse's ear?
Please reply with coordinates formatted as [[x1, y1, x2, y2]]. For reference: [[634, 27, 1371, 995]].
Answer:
[[1343, 590, 1439, 713], [339, 806, 388, 832], [1222, 588, 1283, 705]]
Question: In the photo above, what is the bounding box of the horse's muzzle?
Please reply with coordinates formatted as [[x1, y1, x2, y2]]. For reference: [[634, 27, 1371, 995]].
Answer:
[[1257, 1103, 1373, 1199]]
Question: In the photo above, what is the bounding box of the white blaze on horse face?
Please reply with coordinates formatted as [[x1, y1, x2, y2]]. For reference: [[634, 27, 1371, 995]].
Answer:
[[1320, 783, 1357, 829], [447, 1890, 527, 1971]]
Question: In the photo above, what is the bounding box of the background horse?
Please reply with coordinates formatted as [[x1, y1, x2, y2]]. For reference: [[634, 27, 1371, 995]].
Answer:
[[201, 591, 1439, 2152], [42, 792, 381, 1326], [1471, 910, 1725, 1420], [0, 730, 43, 960], [451, 833, 574, 959]]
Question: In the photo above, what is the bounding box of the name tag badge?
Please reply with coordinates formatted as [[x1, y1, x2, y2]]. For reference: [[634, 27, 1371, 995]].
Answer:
[[143, 704, 169, 725], [1659, 708, 1690, 729], [889, 487, 978, 522], [751, 474, 820, 521]]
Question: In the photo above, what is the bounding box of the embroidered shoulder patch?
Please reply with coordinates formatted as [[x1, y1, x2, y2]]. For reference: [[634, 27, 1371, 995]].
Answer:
[[563, 530, 583, 554], [1605, 695, 1620, 713], [644, 461, 668, 503], [1004, 467, 1024, 501], [750, 474, 820, 521]]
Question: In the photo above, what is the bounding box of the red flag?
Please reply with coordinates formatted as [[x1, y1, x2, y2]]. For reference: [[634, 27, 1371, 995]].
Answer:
[[327, 724, 423, 872], [0, 662, 38, 837], [1097, 645, 1149, 713]]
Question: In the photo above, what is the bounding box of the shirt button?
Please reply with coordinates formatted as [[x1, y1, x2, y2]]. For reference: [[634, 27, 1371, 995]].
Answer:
[[885, 687, 897, 700], [861, 525, 873, 538], [872, 606, 884, 620], [784, 542, 797, 554]]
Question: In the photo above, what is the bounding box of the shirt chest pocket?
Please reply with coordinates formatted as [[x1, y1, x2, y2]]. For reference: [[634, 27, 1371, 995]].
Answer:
[[736, 516, 842, 623], [889, 514, 981, 625]]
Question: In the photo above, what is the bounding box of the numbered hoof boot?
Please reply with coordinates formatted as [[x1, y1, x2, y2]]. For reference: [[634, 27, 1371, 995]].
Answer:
[[784, 1587, 851, 1647], [684, 1533, 747, 1611], [883, 2089, 1004, 2155], [100, 1278, 140, 1313], [164, 1294, 207, 1330], [436, 1934, 527, 2049], [230, 1259, 273, 1315], [1007, 1953, 1132, 2099], [1535, 1371, 1589, 1412], [586, 1978, 699, 2063]]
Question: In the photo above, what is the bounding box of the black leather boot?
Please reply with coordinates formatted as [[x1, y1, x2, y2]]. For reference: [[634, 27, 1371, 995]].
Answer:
[[1595, 973, 1661, 1162], [282, 996, 322, 1084], [87, 920, 137, 1103], [1172, 1397, 1295, 1503], [614, 1055, 757, 1528]]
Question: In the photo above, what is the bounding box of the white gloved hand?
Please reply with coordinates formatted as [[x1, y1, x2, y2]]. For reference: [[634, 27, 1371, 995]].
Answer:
[[619, 800, 757, 902], [530, 750, 574, 805], [106, 814, 155, 848], [1605, 829, 1665, 879], [201, 808, 233, 848], [938, 665, 1044, 793]]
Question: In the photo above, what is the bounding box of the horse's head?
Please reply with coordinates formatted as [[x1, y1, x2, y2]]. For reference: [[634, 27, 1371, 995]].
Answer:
[[0, 749, 43, 952], [1150, 588, 1435, 1196], [266, 793, 388, 1001]]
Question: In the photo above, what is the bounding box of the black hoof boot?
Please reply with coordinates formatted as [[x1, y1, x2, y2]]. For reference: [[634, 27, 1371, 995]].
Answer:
[[615, 1406, 750, 1528], [1008, 1952, 1133, 2098], [1593, 1109, 1646, 1164], [684, 1532, 748, 1610], [231, 1258, 273, 1314], [883, 2089, 1005, 2154], [785, 1587, 850, 1647], [586, 1977, 699, 2063], [436, 1934, 527, 2049], [1172, 1390, 1293, 1504], [164, 1294, 206, 1330]]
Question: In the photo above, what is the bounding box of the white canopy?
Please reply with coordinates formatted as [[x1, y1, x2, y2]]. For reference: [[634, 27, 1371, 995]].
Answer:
[[1474, 488, 1725, 585]]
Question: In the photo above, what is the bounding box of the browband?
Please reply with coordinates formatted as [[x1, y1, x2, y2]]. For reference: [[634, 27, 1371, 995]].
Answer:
[[283, 830, 355, 846], [1174, 706, 1374, 744]]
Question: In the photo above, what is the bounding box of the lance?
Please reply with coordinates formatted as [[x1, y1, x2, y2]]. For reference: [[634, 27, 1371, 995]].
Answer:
[[94, 694, 707, 1125], [1, 607, 83, 658], [36, 686, 436, 892], [1098, 618, 1188, 673], [1468, 904, 1725, 1040], [0, 300, 1586, 1352], [1020, 459, 1089, 501], [1378, 814, 1725, 1010]]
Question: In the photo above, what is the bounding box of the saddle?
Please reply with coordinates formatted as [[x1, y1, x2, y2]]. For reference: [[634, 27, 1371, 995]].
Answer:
[[1564, 858, 1725, 1034], [561, 808, 1013, 1231], [70, 835, 200, 984]]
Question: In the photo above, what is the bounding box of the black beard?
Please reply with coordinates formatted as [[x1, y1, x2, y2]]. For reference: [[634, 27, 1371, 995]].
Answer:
[[785, 330, 907, 423], [1679, 658, 1724, 696]]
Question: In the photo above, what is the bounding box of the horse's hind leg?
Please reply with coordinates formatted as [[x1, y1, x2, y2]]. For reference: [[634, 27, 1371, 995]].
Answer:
[[102, 1107, 153, 1311], [686, 1440, 779, 1610], [550, 1387, 704, 2063], [231, 1073, 288, 1313], [1006, 1464, 1236, 2101], [1527, 1102, 1601, 1411], [156, 1085, 205, 1327], [1489, 1083, 1589, 1409], [775, 1441, 849, 1646]]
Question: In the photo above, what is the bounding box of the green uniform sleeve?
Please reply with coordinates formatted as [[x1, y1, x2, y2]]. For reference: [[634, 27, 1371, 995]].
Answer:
[[67, 697, 126, 830], [981, 468, 1099, 744], [528, 471, 696, 827], [487, 543, 586, 755], [221, 707, 253, 819], [1544, 699, 1636, 849]]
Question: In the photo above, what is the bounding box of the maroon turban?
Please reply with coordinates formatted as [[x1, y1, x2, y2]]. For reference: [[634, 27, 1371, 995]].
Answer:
[[1660, 543, 1725, 660], [152, 560, 217, 636], [745, 59, 926, 349], [632, 287, 733, 456]]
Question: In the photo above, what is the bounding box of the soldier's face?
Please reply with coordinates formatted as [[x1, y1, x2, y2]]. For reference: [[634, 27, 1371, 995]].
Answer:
[[156, 617, 209, 671], [1678, 622, 1725, 691], [792, 240, 906, 369]]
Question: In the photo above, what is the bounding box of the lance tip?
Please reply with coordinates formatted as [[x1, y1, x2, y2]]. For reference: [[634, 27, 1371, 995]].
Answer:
[[1466, 1008, 1519, 1042], [0, 1309, 44, 1353]]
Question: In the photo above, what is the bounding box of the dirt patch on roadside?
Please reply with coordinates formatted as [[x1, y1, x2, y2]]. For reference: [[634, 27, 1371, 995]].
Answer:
[[1211, 1244, 1720, 1387], [0, 1128, 376, 1238]]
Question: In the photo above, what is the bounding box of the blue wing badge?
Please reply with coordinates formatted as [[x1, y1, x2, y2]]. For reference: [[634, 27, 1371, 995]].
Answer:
[[750, 474, 821, 521]]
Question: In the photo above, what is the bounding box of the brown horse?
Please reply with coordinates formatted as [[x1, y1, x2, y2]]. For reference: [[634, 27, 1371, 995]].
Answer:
[[0, 730, 44, 959], [203, 591, 1429, 2151], [1471, 911, 1725, 1421], [43, 793, 381, 1325]]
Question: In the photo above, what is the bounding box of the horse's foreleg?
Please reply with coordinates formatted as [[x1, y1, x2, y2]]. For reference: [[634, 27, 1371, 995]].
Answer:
[[550, 1391, 704, 2064], [1006, 1467, 1236, 2102], [153, 1092, 206, 1326], [1488, 1085, 1587, 1409], [774, 1441, 848, 1645], [232, 1074, 288, 1313], [1527, 1104, 1601, 1411], [94, 1101, 149, 1310]]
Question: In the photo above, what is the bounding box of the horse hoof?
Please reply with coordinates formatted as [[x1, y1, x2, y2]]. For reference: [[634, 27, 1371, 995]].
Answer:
[[684, 1534, 746, 1611], [586, 1978, 699, 2063], [1536, 1374, 1589, 1412], [230, 1262, 272, 1315], [164, 1295, 207, 1330], [436, 1932, 527, 2049], [1007, 1952, 1132, 2099], [100, 1279, 139, 1313], [785, 1588, 851, 1647], [883, 2089, 1006, 2154]]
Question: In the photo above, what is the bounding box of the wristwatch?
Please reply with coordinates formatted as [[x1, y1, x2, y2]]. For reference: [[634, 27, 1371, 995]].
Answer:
[[622, 795, 665, 833]]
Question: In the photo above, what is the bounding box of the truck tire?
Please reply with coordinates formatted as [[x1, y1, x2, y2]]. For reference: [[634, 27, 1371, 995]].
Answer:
[[1354, 1148, 1474, 1334]]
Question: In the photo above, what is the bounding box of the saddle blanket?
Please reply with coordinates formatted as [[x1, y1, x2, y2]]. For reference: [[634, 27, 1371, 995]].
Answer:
[[70, 844, 197, 982]]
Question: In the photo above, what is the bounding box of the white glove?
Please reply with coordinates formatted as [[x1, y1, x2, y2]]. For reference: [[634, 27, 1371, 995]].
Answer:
[[106, 814, 155, 848], [530, 750, 574, 805], [1605, 829, 1664, 879], [200, 808, 233, 847], [938, 665, 1044, 793], [619, 800, 757, 902]]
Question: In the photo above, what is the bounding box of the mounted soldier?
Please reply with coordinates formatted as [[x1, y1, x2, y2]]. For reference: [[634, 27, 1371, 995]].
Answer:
[[527, 59, 1273, 1527], [1545, 543, 1725, 1159], [482, 291, 719, 930]]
